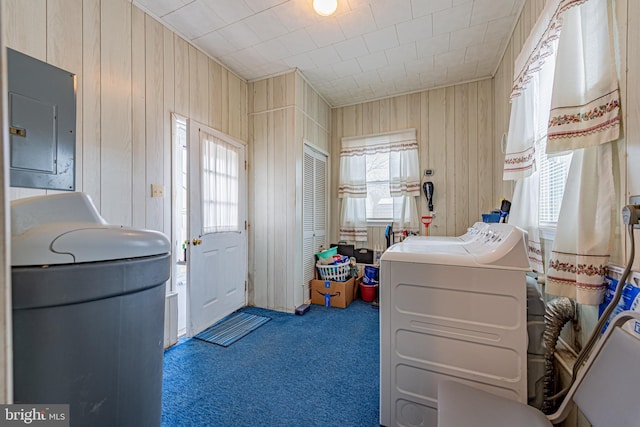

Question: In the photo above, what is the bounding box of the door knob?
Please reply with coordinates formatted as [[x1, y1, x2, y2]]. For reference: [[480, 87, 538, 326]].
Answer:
[[192, 238, 202, 246]]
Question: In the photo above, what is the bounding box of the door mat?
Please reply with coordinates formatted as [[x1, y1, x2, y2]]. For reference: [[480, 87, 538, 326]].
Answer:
[[194, 312, 271, 347]]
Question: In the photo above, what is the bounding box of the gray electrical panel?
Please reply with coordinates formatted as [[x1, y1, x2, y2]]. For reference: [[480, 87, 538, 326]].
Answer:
[[7, 48, 77, 191]]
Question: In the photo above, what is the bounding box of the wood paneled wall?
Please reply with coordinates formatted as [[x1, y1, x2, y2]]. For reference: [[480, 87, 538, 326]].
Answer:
[[296, 74, 331, 153], [248, 71, 330, 312], [2, 0, 248, 239], [248, 72, 296, 312], [330, 81, 495, 245]]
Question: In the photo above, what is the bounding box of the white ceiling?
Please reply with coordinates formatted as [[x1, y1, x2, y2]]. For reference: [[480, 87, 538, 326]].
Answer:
[[133, 0, 525, 107]]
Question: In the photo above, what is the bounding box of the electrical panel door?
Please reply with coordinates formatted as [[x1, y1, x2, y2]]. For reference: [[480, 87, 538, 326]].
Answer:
[[7, 48, 76, 191]]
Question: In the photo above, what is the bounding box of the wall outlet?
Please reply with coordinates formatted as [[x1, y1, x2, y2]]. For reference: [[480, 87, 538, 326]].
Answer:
[[626, 195, 640, 228], [151, 184, 164, 198]]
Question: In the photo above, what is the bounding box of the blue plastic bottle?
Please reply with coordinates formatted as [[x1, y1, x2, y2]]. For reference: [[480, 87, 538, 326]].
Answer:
[[324, 280, 331, 307]]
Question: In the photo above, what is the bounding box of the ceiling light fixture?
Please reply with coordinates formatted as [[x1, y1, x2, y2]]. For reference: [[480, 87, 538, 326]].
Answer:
[[313, 0, 338, 16]]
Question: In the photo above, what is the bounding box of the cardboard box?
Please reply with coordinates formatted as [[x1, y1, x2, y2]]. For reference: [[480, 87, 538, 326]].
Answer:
[[310, 276, 356, 308], [355, 276, 362, 299]]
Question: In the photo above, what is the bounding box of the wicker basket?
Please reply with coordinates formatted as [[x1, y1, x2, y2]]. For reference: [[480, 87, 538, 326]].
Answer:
[[316, 259, 350, 282]]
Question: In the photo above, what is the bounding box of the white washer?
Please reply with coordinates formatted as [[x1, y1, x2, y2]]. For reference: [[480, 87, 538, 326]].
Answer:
[[403, 221, 490, 245], [379, 223, 530, 427]]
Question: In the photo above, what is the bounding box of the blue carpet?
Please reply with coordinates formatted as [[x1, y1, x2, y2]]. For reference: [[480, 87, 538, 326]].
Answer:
[[194, 312, 271, 347], [162, 300, 380, 426]]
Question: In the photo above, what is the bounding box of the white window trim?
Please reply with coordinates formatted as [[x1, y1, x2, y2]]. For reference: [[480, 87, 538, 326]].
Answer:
[[539, 225, 557, 242]]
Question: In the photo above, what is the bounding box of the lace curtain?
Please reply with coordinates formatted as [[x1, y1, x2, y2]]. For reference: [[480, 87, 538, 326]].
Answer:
[[201, 130, 240, 234]]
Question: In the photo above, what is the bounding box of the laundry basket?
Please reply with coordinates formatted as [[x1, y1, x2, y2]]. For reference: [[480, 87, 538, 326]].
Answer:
[[316, 259, 350, 282]]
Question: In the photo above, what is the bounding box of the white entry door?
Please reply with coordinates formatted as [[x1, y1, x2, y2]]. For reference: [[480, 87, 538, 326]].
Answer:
[[187, 120, 247, 337]]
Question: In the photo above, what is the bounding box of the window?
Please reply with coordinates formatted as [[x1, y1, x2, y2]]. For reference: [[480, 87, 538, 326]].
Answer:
[[505, 32, 570, 232], [174, 115, 188, 249], [339, 129, 420, 241], [201, 131, 240, 233], [365, 151, 392, 220], [536, 138, 572, 226]]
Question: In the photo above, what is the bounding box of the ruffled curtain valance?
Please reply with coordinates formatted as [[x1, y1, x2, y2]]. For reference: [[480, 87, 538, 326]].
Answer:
[[511, 0, 564, 100]]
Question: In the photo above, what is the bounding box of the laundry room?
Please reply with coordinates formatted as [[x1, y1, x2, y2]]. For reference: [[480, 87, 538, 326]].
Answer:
[[1, 0, 640, 426]]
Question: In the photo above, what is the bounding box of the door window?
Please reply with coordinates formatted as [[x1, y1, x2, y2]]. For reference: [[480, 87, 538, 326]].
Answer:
[[200, 131, 240, 234]]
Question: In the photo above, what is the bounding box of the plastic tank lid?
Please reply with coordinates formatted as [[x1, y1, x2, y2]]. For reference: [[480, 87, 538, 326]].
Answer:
[[11, 192, 170, 266]]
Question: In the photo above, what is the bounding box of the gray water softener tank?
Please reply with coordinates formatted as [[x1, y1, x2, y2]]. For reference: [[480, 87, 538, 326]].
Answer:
[[10, 192, 171, 427]]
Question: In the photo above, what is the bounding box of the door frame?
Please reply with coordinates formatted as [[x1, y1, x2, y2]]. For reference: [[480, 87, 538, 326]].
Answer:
[[302, 141, 329, 304], [0, 22, 13, 402], [170, 113, 189, 340]]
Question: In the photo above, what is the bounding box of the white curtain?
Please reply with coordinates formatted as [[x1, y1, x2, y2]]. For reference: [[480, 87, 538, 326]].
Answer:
[[547, 145, 614, 304], [546, 0, 620, 152], [503, 90, 537, 180], [339, 129, 420, 241], [509, 174, 545, 273], [505, 0, 562, 180], [339, 139, 367, 241], [388, 134, 421, 233], [201, 130, 240, 234], [545, 0, 620, 304], [503, 1, 559, 273], [504, 0, 620, 298]]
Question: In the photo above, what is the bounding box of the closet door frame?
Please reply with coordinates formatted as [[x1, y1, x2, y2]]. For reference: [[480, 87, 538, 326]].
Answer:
[[302, 142, 328, 300]]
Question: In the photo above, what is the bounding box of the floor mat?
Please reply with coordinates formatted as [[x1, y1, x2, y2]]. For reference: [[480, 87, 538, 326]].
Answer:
[[193, 312, 271, 347]]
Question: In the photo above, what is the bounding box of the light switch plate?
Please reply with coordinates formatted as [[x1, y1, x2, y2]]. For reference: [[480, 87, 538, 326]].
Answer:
[[151, 184, 164, 198]]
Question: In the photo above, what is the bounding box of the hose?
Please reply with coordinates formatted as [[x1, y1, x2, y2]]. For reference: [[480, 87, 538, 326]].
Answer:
[[546, 223, 636, 406], [541, 297, 576, 414]]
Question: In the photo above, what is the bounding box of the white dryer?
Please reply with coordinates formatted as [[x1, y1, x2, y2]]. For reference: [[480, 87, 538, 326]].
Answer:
[[379, 223, 530, 427]]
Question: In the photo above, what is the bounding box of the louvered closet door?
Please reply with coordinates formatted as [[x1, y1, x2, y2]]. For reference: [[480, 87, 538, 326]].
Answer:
[[303, 145, 327, 297]]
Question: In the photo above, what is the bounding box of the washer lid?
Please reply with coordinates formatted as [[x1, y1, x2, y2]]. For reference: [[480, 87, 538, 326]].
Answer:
[[381, 223, 530, 270], [11, 192, 170, 266], [402, 222, 490, 246]]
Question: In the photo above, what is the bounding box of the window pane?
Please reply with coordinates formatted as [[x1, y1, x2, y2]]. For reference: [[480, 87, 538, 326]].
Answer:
[[201, 133, 240, 233], [539, 154, 571, 224], [366, 181, 392, 219], [365, 151, 391, 220], [176, 117, 188, 244], [537, 139, 572, 225], [366, 152, 389, 181]]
